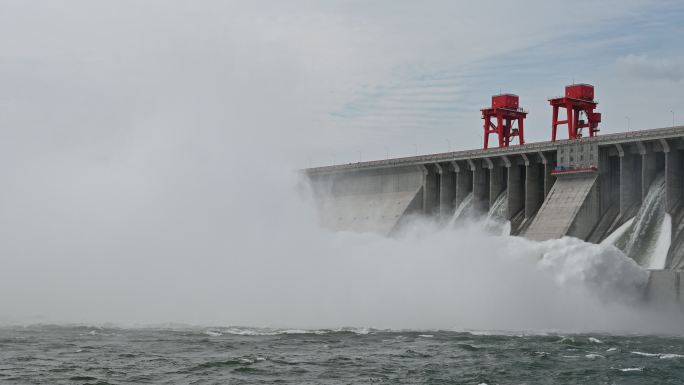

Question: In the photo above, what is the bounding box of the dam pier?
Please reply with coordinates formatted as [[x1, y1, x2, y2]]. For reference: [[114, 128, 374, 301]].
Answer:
[[306, 126, 684, 302]]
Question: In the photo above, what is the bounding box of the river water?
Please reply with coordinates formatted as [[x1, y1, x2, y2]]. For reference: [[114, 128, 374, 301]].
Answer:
[[2, 325, 684, 384]]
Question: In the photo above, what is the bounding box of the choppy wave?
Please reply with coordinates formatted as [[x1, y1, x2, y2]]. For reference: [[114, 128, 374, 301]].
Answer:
[[3, 325, 684, 383], [207, 326, 379, 336], [631, 351, 684, 359], [618, 367, 643, 372]]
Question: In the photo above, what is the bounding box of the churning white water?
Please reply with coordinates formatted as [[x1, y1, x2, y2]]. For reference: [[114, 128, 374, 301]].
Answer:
[[389, 187, 684, 333], [1, 165, 682, 333], [605, 174, 671, 269]]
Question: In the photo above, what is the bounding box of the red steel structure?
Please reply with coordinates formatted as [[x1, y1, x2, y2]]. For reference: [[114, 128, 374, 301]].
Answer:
[[549, 84, 601, 141], [481, 94, 527, 149]]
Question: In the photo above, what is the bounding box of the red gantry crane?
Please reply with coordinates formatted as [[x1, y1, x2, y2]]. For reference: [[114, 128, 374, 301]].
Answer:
[[549, 83, 601, 141], [481, 93, 527, 149]]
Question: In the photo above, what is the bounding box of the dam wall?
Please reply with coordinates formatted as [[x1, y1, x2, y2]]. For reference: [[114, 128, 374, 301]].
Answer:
[[308, 127, 684, 238], [308, 165, 425, 235], [524, 171, 599, 241], [306, 126, 684, 302]]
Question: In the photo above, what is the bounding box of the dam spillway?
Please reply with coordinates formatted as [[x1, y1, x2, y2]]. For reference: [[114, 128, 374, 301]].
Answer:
[[305, 126, 684, 302]]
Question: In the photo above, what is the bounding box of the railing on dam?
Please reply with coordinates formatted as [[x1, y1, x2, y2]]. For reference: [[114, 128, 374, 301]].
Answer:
[[306, 125, 684, 175]]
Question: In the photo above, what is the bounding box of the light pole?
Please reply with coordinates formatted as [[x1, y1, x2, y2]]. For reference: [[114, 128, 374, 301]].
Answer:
[[625, 116, 630, 132], [384, 146, 389, 160], [445, 139, 451, 152], [412, 144, 418, 156], [672, 110, 675, 128]]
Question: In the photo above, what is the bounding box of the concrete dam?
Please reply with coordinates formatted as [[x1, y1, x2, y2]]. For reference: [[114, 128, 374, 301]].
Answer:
[[305, 126, 684, 302]]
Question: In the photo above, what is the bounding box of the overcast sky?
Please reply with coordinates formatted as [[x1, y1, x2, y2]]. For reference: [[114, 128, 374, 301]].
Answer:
[[0, 1, 683, 325], [1, 1, 683, 169], [1, 1, 683, 168]]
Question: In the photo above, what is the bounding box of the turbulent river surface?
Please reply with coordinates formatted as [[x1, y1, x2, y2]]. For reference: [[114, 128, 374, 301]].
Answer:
[[2, 326, 684, 384]]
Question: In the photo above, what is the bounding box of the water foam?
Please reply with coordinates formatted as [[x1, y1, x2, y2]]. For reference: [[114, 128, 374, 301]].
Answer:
[[631, 351, 684, 359], [585, 354, 605, 359], [3, 165, 684, 334]]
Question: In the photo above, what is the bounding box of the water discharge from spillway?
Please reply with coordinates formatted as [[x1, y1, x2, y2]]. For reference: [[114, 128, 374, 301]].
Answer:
[[603, 174, 671, 269], [449, 192, 474, 225], [2, 163, 683, 333], [484, 190, 511, 235], [449, 190, 510, 235]]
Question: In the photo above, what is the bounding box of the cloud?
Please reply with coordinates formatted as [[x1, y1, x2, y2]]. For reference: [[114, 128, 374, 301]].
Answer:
[[617, 54, 683, 81]]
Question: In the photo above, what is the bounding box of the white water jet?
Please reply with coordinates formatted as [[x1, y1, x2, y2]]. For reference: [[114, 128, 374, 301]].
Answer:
[[650, 214, 671, 269], [606, 174, 670, 269], [485, 190, 511, 235], [449, 190, 510, 235], [601, 218, 634, 246], [449, 192, 474, 225]]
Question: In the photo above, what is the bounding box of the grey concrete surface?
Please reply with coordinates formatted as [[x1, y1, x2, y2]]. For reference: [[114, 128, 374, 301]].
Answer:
[[472, 160, 489, 213], [422, 165, 440, 215], [508, 165, 524, 220], [307, 165, 424, 235], [454, 162, 472, 210], [523, 172, 598, 241], [525, 162, 544, 220], [489, 165, 505, 209], [665, 145, 683, 213], [436, 163, 456, 219], [619, 152, 640, 216], [641, 151, 658, 202]]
